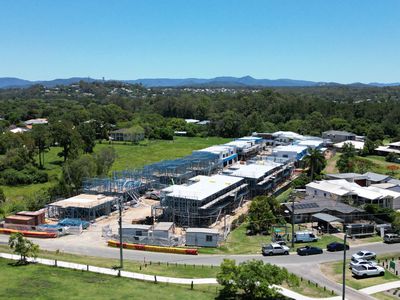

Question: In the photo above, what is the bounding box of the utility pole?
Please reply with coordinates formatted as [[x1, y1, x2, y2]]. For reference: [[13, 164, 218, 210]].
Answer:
[[118, 196, 123, 269], [291, 194, 295, 249], [342, 227, 347, 300]]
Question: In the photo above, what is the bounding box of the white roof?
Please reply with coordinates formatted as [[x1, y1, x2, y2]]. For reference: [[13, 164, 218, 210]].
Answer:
[[225, 140, 252, 149], [238, 136, 262, 141], [273, 145, 308, 153], [272, 131, 304, 140], [185, 119, 199, 123], [163, 174, 243, 201], [50, 194, 116, 208], [334, 140, 364, 150], [307, 179, 385, 200], [388, 141, 400, 147], [9, 127, 29, 133], [226, 162, 281, 179], [366, 186, 400, 199], [297, 139, 323, 148], [24, 118, 48, 125], [375, 145, 400, 154], [186, 228, 219, 234], [198, 145, 234, 155]]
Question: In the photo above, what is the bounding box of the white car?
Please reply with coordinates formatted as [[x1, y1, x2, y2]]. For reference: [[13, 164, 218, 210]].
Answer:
[[349, 258, 377, 269], [352, 264, 385, 278], [262, 243, 290, 256], [351, 250, 376, 261]]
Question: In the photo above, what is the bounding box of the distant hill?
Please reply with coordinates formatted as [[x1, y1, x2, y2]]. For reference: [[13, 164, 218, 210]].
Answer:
[[0, 76, 399, 89]]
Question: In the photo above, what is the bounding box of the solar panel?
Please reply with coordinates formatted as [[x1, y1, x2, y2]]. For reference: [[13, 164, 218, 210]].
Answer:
[[293, 203, 319, 210]]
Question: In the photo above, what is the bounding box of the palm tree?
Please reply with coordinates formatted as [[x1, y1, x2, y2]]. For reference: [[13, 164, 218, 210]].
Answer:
[[303, 148, 326, 181]]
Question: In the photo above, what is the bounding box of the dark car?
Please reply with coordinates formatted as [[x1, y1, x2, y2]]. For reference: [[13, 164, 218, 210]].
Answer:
[[297, 246, 323, 256], [327, 242, 350, 252]]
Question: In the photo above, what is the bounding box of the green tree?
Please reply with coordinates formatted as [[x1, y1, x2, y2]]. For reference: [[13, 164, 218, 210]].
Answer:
[[367, 124, 385, 142], [62, 155, 97, 193], [50, 120, 82, 161], [8, 233, 39, 264], [217, 259, 295, 300], [303, 148, 326, 180], [336, 142, 356, 173], [247, 196, 281, 234], [94, 147, 117, 176], [78, 122, 96, 153], [361, 138, 377, 156], [30, 124, 50, 169], [0, 187, 6, 204]]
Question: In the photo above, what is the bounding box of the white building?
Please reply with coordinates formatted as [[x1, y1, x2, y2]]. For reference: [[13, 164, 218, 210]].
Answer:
[[185, 228, 219, 247], [195, 145, 238, 166], [376, 141, 400, 155], [271, 145, 308, 161]]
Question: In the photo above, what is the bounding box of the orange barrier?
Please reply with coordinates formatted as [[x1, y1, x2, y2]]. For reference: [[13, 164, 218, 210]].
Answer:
[[0, 228, 57, 238], [108, 240, 198, 255]]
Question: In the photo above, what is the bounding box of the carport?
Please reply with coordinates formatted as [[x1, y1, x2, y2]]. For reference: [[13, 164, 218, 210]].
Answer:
[[311, 213, 344, 234]]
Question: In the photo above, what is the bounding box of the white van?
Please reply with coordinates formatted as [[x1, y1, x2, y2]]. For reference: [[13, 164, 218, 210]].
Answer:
[[294, 231, 318, 243]]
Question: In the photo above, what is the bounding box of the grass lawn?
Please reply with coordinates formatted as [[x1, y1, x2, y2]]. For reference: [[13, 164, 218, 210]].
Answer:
[[373, 291, 400, 300], [0, 245, 219, 279], [276, 187, 293, 203], [198, 223, 343, 254], [1, 136, 230, 202], [357, 155, 400, 179], [323, 152, 340, 174], [320, 253, 400, 290], [0, 246, 333, 299], [0, 258, 218, 300]]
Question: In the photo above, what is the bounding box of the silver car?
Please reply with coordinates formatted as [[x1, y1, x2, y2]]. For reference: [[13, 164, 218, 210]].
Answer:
[[349, 258, 377, 269], [262, 243, 290, 256]]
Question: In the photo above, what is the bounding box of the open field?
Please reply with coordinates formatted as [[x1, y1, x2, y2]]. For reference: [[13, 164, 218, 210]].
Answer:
[[320, 253, 400, 290], [0, 258, 218, 300], [359, 155, 400, 178], [0, 136, 230, 202]]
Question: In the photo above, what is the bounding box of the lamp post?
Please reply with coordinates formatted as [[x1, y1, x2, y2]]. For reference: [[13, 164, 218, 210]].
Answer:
[[285, 194, 295, 249], [342, 226, 348, 300], [118, 195, 124, 269]]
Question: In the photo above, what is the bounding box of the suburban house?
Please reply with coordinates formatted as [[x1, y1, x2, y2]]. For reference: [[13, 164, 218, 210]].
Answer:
[[326, 172, 391, 186], [196, 145, 238, 167], [306, 179, 400, 209], [282, 197, 365, 224], [376, 141, 400, 155], [322, 130, 356, 143], [109, 125, 145, 143]]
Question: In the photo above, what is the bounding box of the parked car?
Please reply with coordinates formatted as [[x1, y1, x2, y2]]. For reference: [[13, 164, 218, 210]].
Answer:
[[293, 231, 318, 243], [352, 264, 385, 278], [262, 243, 290, 256], [352, 250, 376, 261], [327, 242, 350, 252], [349, 258, 377, 270], [297, 246, 323, 256], [145, 190, 161, 200], [383, 233, 400, 244]]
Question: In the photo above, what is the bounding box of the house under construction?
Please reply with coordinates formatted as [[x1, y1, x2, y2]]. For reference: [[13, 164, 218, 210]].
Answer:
[[162, 174, 249, 227], [46, 194, 118, 221]]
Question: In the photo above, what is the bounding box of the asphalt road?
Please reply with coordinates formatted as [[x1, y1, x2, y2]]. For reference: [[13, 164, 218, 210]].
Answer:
[[1, 235, 398, 300]]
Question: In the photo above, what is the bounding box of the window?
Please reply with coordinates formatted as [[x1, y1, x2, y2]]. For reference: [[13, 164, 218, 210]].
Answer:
[[206, 235, 213, 242], [135, 231, 143, 236]]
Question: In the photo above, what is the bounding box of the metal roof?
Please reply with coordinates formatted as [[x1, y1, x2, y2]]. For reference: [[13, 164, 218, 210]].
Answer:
[[312, 213, 344, 223], [186, 228, 219, 234], [363, 172, 390, 182], [284, 197, 364, 214]]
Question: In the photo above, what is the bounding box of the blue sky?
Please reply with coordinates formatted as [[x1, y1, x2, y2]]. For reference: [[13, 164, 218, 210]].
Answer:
[[1, 0, 399, 83]]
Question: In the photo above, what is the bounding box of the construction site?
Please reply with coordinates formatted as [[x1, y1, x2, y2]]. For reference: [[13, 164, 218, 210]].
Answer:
[[1, 134, 299, 249]]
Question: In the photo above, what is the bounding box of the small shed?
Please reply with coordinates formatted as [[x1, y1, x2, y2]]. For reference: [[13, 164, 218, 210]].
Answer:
[[185, 228, 219, 247], [16, 209, 45, 226], [120, 224, 151, 238], [152, 222, 175, 239]]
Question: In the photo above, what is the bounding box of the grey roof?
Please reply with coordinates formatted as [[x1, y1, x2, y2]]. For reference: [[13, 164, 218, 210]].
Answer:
[[327, 173, 365, 180], [312, 213, 344, 223], [363, 172, 390, 182], [323, 130, 356, 136], [186, 228, 219, 234], [388, 178, 400, 186], [152, 222, 174, 231], [284, 197, 364, 215], [122, 224, 151, 230]]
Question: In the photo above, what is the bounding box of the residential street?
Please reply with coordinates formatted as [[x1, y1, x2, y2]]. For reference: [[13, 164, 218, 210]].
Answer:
[[1, 235, 398, 299]]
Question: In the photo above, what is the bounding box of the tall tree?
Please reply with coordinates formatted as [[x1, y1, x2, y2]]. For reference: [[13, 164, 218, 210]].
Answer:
[[247, 196, 281, 234], [77, 122, 96, 153], [94, 147, 117, 176], [303, 148, 326, 180], [30, 124, 50, 169], [50, 120, 82, 161], [336, 142, 357, 173]]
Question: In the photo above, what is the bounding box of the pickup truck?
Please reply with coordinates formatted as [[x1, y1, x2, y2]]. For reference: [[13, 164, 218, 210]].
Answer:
[[352, 264, 385, 278]]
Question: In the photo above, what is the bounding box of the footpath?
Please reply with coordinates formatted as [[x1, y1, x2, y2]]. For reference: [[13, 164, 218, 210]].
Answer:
[[1, 252, 400, 300]]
